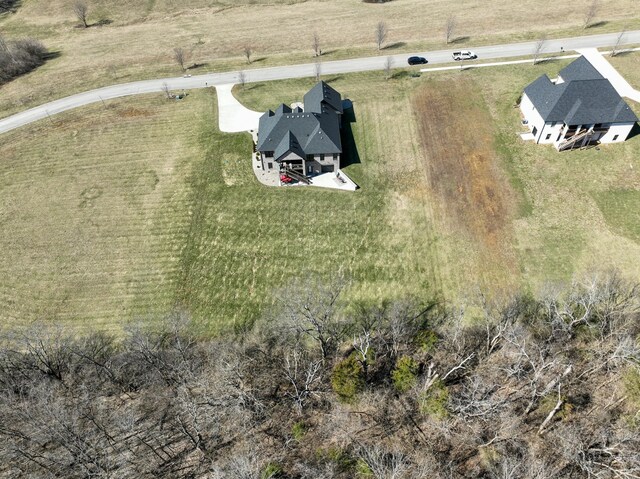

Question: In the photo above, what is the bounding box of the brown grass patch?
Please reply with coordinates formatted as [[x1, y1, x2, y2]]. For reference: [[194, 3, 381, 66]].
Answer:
[[413, 78, 517, 271], [118, 107, 153, 118]]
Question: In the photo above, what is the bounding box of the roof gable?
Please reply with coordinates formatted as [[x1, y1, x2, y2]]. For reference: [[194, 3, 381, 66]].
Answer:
[[558, 56, 603, 82], [275, 131, 305, 161], [303, 81, 343, 114]]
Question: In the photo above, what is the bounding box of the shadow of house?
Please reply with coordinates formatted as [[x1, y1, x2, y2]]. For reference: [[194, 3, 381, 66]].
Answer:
[[627, 121, 640, 141], [340, 99, 361, 168]]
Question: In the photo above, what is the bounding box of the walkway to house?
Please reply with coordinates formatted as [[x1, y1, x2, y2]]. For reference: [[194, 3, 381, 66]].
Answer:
[[215, 84, 262, 133], [576, 48, 640, 103], [312, 170, 358, 191]]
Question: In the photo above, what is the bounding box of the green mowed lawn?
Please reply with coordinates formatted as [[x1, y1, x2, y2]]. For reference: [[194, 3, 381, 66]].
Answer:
[[0, 97, 196, 332], [1, 57, 639, 333]]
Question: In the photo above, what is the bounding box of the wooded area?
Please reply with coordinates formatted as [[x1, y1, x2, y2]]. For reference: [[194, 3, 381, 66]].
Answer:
[[0, 272, 638, 478]]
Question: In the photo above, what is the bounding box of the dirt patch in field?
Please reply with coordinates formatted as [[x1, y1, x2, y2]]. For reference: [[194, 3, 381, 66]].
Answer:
[[413, 78, 517, 272], [118, 107, 153, 118]]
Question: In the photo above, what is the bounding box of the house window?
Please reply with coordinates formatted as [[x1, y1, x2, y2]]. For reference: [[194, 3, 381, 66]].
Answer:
[[532, 126, 538, 136], [265, 151, 274, 158], [545, 134, 552, 140], [613, 134, 619, 141], [307, 154, 313, 160], [268, 162, 273, 169], [320, 154, 325, 162]]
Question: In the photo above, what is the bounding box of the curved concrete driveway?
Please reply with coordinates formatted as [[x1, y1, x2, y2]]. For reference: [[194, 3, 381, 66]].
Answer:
[[1, 30, 640, 135], [215, 84, 262, 133]]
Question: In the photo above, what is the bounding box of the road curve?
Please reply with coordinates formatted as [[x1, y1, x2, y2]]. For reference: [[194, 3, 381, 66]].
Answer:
[[1, 30, 639, 135]]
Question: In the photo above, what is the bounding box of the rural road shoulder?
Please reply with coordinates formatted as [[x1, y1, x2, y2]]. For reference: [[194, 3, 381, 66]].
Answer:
[[1, 30, 640, 135]]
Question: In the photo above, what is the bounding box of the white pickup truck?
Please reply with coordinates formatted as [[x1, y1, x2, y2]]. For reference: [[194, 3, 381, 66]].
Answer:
[[452, 50, 477, 61]]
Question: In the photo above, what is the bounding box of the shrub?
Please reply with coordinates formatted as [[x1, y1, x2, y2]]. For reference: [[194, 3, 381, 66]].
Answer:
[[318, 446, 357, 473], [0, 0, 19, 13], [415, 329, 438, 353], [331, 355, 365, 403], [291, 421, 307, 441], [261, 463, 282, 479], [0, 37, 48, 85], [418, 379, 449, 419], [356, 458, 373, 476], [624, 367, 640, 427], [391, 356, 419, 393]]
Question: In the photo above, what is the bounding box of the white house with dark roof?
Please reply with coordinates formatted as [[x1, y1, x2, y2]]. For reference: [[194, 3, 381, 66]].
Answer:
[[520, 56, 638, 151], [256, 81, 343, 177]]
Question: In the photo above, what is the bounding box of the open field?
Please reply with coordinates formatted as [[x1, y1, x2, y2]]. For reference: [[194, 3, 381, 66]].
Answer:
[[0, 95, 197, 332], [1, 0, 640, 120], [1, 53, 640, 332]]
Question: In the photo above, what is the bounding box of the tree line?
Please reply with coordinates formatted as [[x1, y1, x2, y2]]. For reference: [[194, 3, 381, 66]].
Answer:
[[0, 271, 639, 478]]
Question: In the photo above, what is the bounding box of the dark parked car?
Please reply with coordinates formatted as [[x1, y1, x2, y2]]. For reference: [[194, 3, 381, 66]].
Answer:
[[407, 56, 428, 65]]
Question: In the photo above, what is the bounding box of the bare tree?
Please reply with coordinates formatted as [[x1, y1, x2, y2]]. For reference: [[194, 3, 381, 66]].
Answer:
[[73, 1, 89, 28], [445, 15, 457, 44], [314, 60, 321, 81], [173, 47, 186, 71], [282, 349, 323, 415], [243, 45, 252, 64], [352, 329, 372, 380], [238, 70, 246, 88], [533, 35, 547, 65], [161, 82, 172, 99], [384, 56, 393, 80], [357, 445, 409, 478], [375, 21, 387, 51], [275, 275, 348, 361], [312, 31, 321, 57], [610, 29, 626, 57], [583, 0, 599, 29]]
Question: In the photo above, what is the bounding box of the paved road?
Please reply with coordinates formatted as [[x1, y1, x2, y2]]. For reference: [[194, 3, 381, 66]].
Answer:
[[1, 30, 639, 135]]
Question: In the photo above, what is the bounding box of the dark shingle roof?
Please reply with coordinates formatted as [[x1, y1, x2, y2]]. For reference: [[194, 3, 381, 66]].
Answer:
[[303, 81, 343, 114], [257, 110, 341, 154], [558, 56, 604, 81], [257, 82, 343, 157], [523, 57, 638, 125], [275, 131, 306, 161]]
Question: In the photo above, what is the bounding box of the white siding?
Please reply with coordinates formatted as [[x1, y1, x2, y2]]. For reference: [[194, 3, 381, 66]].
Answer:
[[538, 122, 564, 144], [600, 122, 635, 143], [520, 93, 546, 143]]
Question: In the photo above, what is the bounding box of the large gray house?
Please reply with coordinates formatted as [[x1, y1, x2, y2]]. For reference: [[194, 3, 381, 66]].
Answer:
[[520, 56, 638, 151], [256, 81, 343, 177]]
